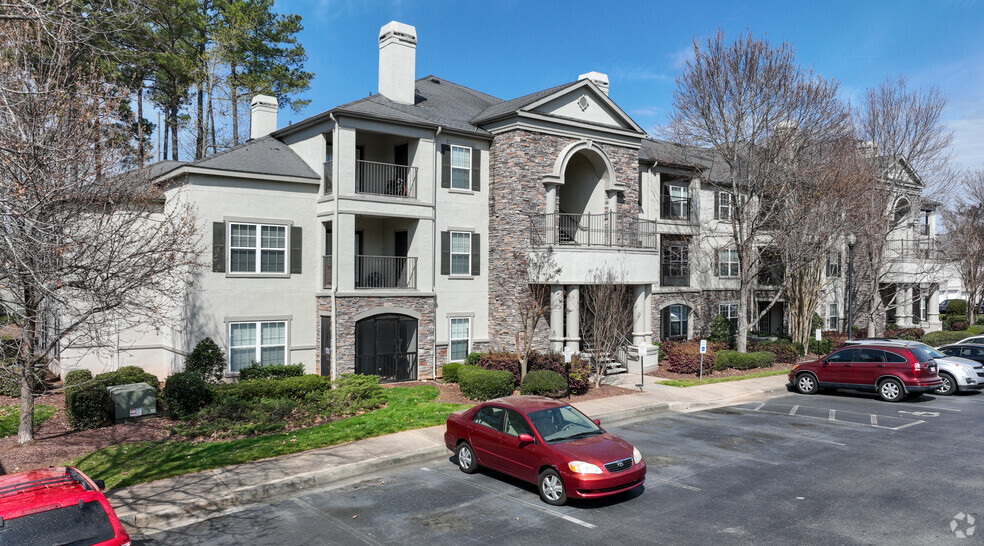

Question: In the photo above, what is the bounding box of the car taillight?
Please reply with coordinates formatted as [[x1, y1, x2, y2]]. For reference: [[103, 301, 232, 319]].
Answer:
[[913, 361, 921, 372]]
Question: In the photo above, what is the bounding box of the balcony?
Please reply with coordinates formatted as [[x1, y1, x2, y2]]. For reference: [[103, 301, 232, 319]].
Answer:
[[356, 160, 417, 199], [886, 239, 943, 262], [661, 263, 690, 287], [530, 212, 658, 249], [323, 255, 332, 288], [355, 255, 417, 289], [661, 195, 692, 221]]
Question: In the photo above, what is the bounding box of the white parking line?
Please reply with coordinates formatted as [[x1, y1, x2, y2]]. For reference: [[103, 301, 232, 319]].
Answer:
[[788, 405, 800, 416], [870, 414, 878, 426], [829, 409, 836, 421]]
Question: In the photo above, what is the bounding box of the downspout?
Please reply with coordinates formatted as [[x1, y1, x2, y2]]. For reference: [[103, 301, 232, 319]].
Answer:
[[330, 112, 338, 381], [433, 126, 442, 380]]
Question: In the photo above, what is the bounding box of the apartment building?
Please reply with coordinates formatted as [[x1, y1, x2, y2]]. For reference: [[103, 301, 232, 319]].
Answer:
[[59, 21, 945, 381]]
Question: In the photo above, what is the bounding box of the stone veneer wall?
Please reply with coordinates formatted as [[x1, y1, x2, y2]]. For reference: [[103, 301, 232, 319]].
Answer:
[[651, 289, 740, 339], [488, 129, 641, 351], [316, 295, 436, 380]]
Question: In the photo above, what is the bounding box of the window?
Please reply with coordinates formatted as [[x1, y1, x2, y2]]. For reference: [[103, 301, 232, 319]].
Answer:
[[472, 406, 504, 431], [828, 303, 839, 331], [858, 348, 886, 363], [230, 223, 286, 274], [825, 348, 857, 363], [668, 305, 689, 338], [229, 321, 287, 372], [503, 409, 533, 437], [826, 253, 841, 277], [718, 192, 732, 221], [664, 244, 688, 276], [718, 303, 739, 330], [718, 249, 739, 277], [450, 145, 471, 190], [450, 231, 471, 275], [449, 317, 471, 362]]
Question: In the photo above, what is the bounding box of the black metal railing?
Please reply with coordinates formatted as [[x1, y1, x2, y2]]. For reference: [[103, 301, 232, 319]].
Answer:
[[356, 160, 417, 198], [530, 212, 658, 249], [660, 195, 692, 221], [323, 160, 333, 195], [885, 239, 942, 261], [355, 352, 418, 382], [322, 255, 332, 288], [660, 263, 690, 287], [919, 224, 930, 236], [355, 255, 417, 289]]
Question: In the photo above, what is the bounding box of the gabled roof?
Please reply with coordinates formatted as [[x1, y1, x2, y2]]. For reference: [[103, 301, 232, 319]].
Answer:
[[472, 81, 576, 124], [148, 135, 319, 182]]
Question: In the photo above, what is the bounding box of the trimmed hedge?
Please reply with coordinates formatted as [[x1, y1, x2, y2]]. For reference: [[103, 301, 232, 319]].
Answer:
[[945, 299, 968, 316], [809, 338, 833, 355], [185, 337, 226, 383], [64, 369, 93, 387], [464, 352, 482, 366], [238, 363, 305, 381], [65, 383, 110, 430], [326, 374, 386, 415], [95, 366, 160, 394], [161, 371, 213, 419], [923, 330, 977, 346], [970, 325, 984, 334], [520, 370, 567, 397], [882, 327, 924, 340], [471, 349, 589, 393], [663, 340, 718, 375], [748, 341, 798, 363], [716, 350, 775, 370], [708, 314, 733, 343], [951, 321, 969, 331], [0, 365, 45, 397], [442, 362, 462, 383], [212, 374, 333, 402], [459, 366, 514, 401]]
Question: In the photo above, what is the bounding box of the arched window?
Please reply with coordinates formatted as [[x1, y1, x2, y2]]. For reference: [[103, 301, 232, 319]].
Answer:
[[893, 198, 910, 226], [661, 305, 691, 340]]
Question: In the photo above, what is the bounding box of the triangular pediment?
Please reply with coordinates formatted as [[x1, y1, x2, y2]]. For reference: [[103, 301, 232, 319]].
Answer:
[[884, 155, 924, 189], [523, 81, 644, 134]]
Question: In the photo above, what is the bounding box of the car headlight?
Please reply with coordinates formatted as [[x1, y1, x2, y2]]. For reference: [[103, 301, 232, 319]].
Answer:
[[568, 461, 603, 474], [633, 447, 643, 464]]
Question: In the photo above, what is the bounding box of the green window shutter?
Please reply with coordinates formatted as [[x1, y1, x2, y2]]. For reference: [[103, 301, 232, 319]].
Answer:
[[441, 144, 451, 189], [440, 231, 450, 275], [471, 233, 480, 276], [290, 226, 302, 274], [471, 148, 480, 191], [212, 222, 226, 273]]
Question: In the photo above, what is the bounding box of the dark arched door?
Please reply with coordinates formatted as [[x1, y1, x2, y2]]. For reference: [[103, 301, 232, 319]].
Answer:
[[355, 314, 418, 382]]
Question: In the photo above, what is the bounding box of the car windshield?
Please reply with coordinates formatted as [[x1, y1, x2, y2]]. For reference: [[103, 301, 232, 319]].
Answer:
[[0, 501, 115, 546], [910, 342, 945, 359], [527, 405, 602, 443]]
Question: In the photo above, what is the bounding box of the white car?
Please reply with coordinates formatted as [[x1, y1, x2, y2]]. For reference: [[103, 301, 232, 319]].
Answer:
[[956, 335, 984, 345], [844, 339, 984, 396]]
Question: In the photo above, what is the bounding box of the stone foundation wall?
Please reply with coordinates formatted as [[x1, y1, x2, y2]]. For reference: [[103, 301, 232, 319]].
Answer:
[[651, 289, 741, 339]]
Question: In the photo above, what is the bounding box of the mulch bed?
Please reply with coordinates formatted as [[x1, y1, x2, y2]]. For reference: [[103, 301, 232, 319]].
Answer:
[[1, 380, 638, 475]]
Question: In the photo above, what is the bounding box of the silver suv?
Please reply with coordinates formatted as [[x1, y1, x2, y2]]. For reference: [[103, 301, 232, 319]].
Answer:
[[844, 339, 984, 395]]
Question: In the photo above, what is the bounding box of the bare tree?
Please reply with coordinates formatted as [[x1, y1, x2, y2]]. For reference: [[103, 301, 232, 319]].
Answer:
[[581, 269, 633, 387], [850, 76, 954, 336], [665, 28, 851, 351], [942, 169, 984, 325], [511, 248, 560, 380], [0, 14, 203, 444]]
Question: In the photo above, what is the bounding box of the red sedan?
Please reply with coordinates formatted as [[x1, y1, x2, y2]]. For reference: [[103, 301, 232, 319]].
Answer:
[[444, 396, 646, 505]]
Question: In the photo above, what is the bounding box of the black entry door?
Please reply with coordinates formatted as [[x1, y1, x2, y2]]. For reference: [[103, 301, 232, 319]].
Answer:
[[355, 314, 418, 382]]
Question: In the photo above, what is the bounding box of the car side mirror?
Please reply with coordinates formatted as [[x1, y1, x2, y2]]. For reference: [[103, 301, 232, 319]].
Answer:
[[93, 479, 105, 490], [593, 419, 601, 426], [517, 433, 535, 444]]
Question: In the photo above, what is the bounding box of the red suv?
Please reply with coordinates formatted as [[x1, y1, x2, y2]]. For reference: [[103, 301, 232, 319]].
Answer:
[[789, 344, 942, 402], [0, 466, 131, 545]]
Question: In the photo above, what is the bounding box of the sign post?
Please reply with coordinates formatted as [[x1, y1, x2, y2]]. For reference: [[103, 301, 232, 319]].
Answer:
[[637, 343, 647, 390], [563, 346, 573, 398], [699, 339, 707, 380]]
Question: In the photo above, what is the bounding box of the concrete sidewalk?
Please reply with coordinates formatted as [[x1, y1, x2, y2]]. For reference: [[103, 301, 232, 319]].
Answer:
[[110, 373, 790, 534]]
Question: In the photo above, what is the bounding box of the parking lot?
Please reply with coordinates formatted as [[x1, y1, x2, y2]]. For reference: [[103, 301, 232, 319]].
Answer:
[[138, 390, 984, 545]]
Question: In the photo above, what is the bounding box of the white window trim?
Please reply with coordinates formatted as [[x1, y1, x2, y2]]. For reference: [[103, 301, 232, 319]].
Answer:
[[228, 320, 289, 373], [718, 248, 739, 278], [450, 145, 472, 190], [448, 317, 472, 363], [828, 303, 839, 330], [718, 191, 732, 220], [449, 230, 471, 276], [229, 222, 288, 275], [668, 305, 689, 338]]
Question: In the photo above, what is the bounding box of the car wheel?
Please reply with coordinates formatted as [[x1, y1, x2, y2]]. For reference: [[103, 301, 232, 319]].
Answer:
[[878, 378, 905, 402], [934, 372, 957, 396], [538, 469, 567, 506], [795, 373, 819, 395], [456, 442, 478, 474]]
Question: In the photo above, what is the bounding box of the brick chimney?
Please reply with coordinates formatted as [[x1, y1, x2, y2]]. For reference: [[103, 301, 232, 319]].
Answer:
[[250, 95, 278, 140], [378, 21, 417, 105]]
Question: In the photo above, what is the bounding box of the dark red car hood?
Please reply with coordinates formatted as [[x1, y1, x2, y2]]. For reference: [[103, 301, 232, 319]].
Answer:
[[547, 432, 634, 464]]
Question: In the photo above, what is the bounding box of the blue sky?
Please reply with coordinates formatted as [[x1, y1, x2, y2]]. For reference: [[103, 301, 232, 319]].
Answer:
[[273, 0, 984, 170]]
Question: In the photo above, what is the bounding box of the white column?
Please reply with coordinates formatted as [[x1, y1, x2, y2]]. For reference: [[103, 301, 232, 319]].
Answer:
[[928, 283, 941, 329], [900, 285, 914, 326], [550, 285, 565, 352], [644, 284, 653, 344], [632, 285, 648, 345], [565, 285, 580, 351], [545, 184, 557, 244]]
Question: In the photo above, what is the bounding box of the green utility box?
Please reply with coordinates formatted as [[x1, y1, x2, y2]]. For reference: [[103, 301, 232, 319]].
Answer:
[[106, 382, 157, 423]]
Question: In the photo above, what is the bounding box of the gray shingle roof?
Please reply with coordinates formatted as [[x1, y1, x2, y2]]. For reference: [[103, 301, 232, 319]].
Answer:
[[471, 81, 577, 124], [192, 135, 319, 179]]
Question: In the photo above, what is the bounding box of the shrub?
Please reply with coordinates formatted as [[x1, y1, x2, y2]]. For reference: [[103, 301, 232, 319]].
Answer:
[[748, 341, 798, 363], [442, 362, 462, 383], [809, 338, 833, 355], [950, 321, 969, 331], [716, 350, 775, 370], [238, 363, 305, 381], [329, 373, 386, 414], [64, 369, 93, 387], [520, 370, 567, 397], [459, 368, 515, 401], [811, 312, 824, 332], [708, 314, 733, 343], [464, 352, 482, 366], [173, 396, 295, 438], [0, 365, 46, 397], [822, 331, 848, 349], [882, 327, 924, 340], [95, 366, 160, 394], [969, 324, 984, 334], [567, 354, 590, 394], [1, 337, 19, 359], [977, 316, 984, 326], [663, 341, 715, 375], [213, 374, 332, 402], [65, 382, 110, 430], [185, 337, 226, 383], [945, 299, 968, 316], [161, 371, 213, 419], [922, 330, 974, 346], [652, 341, 666, 362], [478, 350, 521, 385]]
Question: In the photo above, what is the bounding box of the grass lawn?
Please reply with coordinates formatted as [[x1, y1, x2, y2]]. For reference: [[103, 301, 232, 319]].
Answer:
[[0, 404, 57, 438], [72, 386, 467, 490], [658, 369, 789, 388]]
